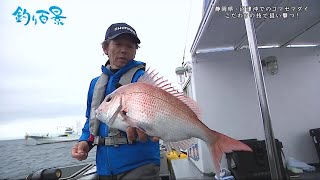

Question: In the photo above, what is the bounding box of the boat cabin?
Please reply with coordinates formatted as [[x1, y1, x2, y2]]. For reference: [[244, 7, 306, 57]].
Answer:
[[172, 0, 320, 179]]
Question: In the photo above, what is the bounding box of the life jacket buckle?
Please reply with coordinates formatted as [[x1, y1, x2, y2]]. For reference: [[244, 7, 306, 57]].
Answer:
[[93, 134, 129, 147]]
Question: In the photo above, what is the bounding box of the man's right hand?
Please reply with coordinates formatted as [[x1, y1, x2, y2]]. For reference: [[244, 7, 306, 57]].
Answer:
[[71, 141, 90, 161]]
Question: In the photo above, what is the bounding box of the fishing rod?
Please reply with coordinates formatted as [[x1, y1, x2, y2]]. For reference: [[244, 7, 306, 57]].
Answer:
[[25, 168, 62, 180]]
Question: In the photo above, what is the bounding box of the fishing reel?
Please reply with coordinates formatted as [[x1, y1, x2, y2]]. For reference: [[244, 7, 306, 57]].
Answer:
[[25, 168, 62, 180]]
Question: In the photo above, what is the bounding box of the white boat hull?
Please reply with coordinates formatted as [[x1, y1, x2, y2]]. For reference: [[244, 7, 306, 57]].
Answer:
[[27, 135, 80, 145]]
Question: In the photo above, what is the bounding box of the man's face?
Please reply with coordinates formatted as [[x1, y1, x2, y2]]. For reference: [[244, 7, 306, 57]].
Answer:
[[104, 34, 137, 69]]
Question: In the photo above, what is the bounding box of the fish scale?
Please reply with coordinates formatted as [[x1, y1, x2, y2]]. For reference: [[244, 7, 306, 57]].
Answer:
[[123, 84, 204, 141]]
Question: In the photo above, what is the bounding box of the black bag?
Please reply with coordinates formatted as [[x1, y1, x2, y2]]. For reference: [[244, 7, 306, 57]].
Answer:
[[225, 139, 288, 180], [310, 128, 320, 163]]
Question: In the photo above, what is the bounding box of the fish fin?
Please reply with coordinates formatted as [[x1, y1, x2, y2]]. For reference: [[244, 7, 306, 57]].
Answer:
[[166, 142, 177, 153], [208, 130, 253, 178], [165, 142, 180, 154], [119, 111, 147, 133], [165, 142, 172, 152], [179, 138, 198, 149], [176, 96, 202, 120], [138, 67, 202, 119], [163, 138, 198, 153], [108, 104, 122, 126], [122, 107, 128, 113], [173, 142, 182, 154]]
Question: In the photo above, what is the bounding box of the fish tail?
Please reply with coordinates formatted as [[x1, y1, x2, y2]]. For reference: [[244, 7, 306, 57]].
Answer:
[[208, 130, 252, 178]]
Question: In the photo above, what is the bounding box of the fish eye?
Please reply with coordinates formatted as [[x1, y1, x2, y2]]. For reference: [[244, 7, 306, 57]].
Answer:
[[105, 96, 112, 102]]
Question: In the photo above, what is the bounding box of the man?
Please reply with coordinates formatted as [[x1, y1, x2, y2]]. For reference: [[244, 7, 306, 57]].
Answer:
[[71, 22, 161, 180]]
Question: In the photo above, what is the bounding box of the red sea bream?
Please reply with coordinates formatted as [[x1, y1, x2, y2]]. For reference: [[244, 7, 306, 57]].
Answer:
[[95, 68, 252, 177]]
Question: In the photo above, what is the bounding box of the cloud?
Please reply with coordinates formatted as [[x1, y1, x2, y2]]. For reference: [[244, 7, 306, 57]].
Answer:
[[0, 85, 87, 124]]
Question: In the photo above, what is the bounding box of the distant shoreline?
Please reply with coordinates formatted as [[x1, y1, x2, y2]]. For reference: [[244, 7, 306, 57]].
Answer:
[[0, 138, 24, 141]]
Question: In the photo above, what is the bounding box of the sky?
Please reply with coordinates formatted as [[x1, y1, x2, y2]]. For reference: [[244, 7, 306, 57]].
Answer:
[[0, 0, 204, 140]]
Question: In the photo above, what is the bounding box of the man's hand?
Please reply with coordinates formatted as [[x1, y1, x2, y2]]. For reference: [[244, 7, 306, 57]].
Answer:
[[126, 127, 160, 143], [71, 141, 90, 161]]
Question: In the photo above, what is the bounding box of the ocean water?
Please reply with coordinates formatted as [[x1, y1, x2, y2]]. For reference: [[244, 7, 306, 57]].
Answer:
[[0, 139, 96, 179]]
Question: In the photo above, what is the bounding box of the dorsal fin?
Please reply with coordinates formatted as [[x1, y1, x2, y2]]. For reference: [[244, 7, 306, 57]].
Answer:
[[138, 67, 201, 119]]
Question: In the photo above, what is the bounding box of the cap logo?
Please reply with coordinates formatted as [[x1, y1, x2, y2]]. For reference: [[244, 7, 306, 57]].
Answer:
[[114, 26, 136, 35]]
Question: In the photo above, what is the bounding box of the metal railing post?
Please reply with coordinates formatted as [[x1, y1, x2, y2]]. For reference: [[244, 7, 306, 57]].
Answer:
[[240, 0, 284, 179]]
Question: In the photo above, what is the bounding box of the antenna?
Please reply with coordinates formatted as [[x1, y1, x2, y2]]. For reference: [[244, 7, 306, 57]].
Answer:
[[182, 0, 193, 65]]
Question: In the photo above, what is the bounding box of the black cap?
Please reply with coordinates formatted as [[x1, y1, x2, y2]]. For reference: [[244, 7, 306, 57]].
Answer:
[[104, 23, 140, 44]]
